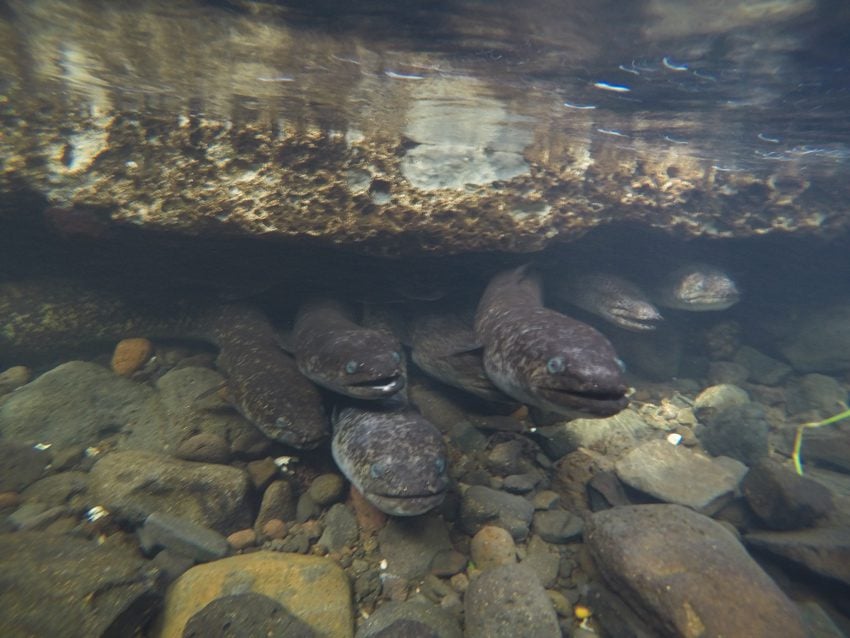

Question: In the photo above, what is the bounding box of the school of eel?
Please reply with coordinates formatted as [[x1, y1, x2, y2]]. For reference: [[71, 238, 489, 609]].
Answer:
[[0, 263, 738, 516]]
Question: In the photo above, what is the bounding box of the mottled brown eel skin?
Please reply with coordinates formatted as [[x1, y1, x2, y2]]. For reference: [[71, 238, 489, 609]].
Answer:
[[0, 279, 328, 449]]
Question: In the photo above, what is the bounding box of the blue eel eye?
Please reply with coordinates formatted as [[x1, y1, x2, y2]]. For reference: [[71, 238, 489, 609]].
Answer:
[[546, 356, 565, 374], [370, 462, 386, 479], [392, 351, 402, 364], [345, 360, 359, 374], [434, 457, 446, 474]]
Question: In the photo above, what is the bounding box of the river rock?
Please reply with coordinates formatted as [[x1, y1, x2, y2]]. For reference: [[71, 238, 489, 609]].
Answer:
[[585, 504, 808, 638], [532, 509, 583, 544], [742, 457, 834, 530], [692, 383, 750, 415], [698, 401, 770, 466], [733, 345, 792, 385], [745, 526, 850, 586], [0, 440, 49, 492], [317, 503, 359, 552], [157, 552, 352, 638], [460, 485, 535, 540], [0, 361, 165, 449], [89, 450, 251, 534], [356, 600, 462, 638], [0, 531, 160, 638], [779, 302, 850, 373], [785, 373, 848, 416], [464, 563, 560, 638], [470, 525, 517, 570], [615, 439, 747, 514], [378, 514, 452, 580], [536, 408, 652, 458], [182, 592, 316, 638], [137, 511, 230, 562]]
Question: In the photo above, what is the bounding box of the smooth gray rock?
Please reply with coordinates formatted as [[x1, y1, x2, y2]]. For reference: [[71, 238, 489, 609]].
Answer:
[[742, 457, 834, 530], [779, 302, 850, 373], [0, 440, 48, 492], [460, 485, 535, 540], [734, 345, 792, 385], [0, 361, 164, 449], [521, 535, 560, 588], [377, 514, 452, 580], [785, 373, 847, 416], [615, 439, 747, 514], [356, 600, 461, 638], [745, 526, 850, 586], [138, 511, 230, 562], [89, 450, 251, 534], [464, 563, 560, 638], [21, 471, 89, 507], [0, 531, 160, 638], [317, 503, 359, 551], [585, 504, 808, 638], [532, 509, 583, 544]]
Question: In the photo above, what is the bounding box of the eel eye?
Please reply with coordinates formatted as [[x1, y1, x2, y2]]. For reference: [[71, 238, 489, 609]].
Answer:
[[345, 360, 359, 374], [546, 356, 565, 374], [434, 457, 447, 474], [392, 351, 402, 363], [616, 357, 627, 373], [370, 462, 386, 479]]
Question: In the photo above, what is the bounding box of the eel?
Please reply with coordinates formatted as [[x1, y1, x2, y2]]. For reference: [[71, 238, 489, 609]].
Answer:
[[0, 278, 329, 449], [292, 297, 406, 399], [554, 271, 663, 331], [654, 263, 740, 311], [474, 265, 629, 418], [409, 312, 517, 404], [332, 404, 449, 516]]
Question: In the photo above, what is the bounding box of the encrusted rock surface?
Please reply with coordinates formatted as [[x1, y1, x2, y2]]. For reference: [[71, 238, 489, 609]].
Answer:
[[1, 1, 848, 256]]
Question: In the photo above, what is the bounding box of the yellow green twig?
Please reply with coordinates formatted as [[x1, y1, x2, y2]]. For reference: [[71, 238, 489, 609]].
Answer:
[[792, 405, 850, 475]]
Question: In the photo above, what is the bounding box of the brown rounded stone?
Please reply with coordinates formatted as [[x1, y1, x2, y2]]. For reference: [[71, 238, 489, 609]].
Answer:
[[227, 528, 258, 551], [470, 525, 517, 571], [261, 519, 287, 540], [111, 338, 153, 376]]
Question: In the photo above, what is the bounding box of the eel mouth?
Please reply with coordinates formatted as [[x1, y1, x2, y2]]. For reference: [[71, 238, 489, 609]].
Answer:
[[344, 374, 406, 398], [364, 491, 446, 517], [536, 385, 629, 417]]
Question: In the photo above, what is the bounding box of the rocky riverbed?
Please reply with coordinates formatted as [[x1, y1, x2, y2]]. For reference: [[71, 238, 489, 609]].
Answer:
[[1, 285, 850, 637]]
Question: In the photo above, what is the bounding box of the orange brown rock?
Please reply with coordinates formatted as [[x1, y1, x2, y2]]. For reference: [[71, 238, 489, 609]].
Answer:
[[111, 338, 153, 376]]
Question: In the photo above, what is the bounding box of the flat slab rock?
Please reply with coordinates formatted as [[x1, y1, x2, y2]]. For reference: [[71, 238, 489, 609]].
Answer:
[[0, 531, 160, 638], [157, 551, 352, 638], [89, 450, 251, 534], [615, 438, 747, 513], [585, 504, 807, 638]]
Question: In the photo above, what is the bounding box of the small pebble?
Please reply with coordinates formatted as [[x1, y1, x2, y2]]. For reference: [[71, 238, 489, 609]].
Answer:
[[547, 590, 573, 617], [532, 490, 561, 510], [308, 473, 346, 506], [227, 528, 258, 551], [110, 338, 153, 376]]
